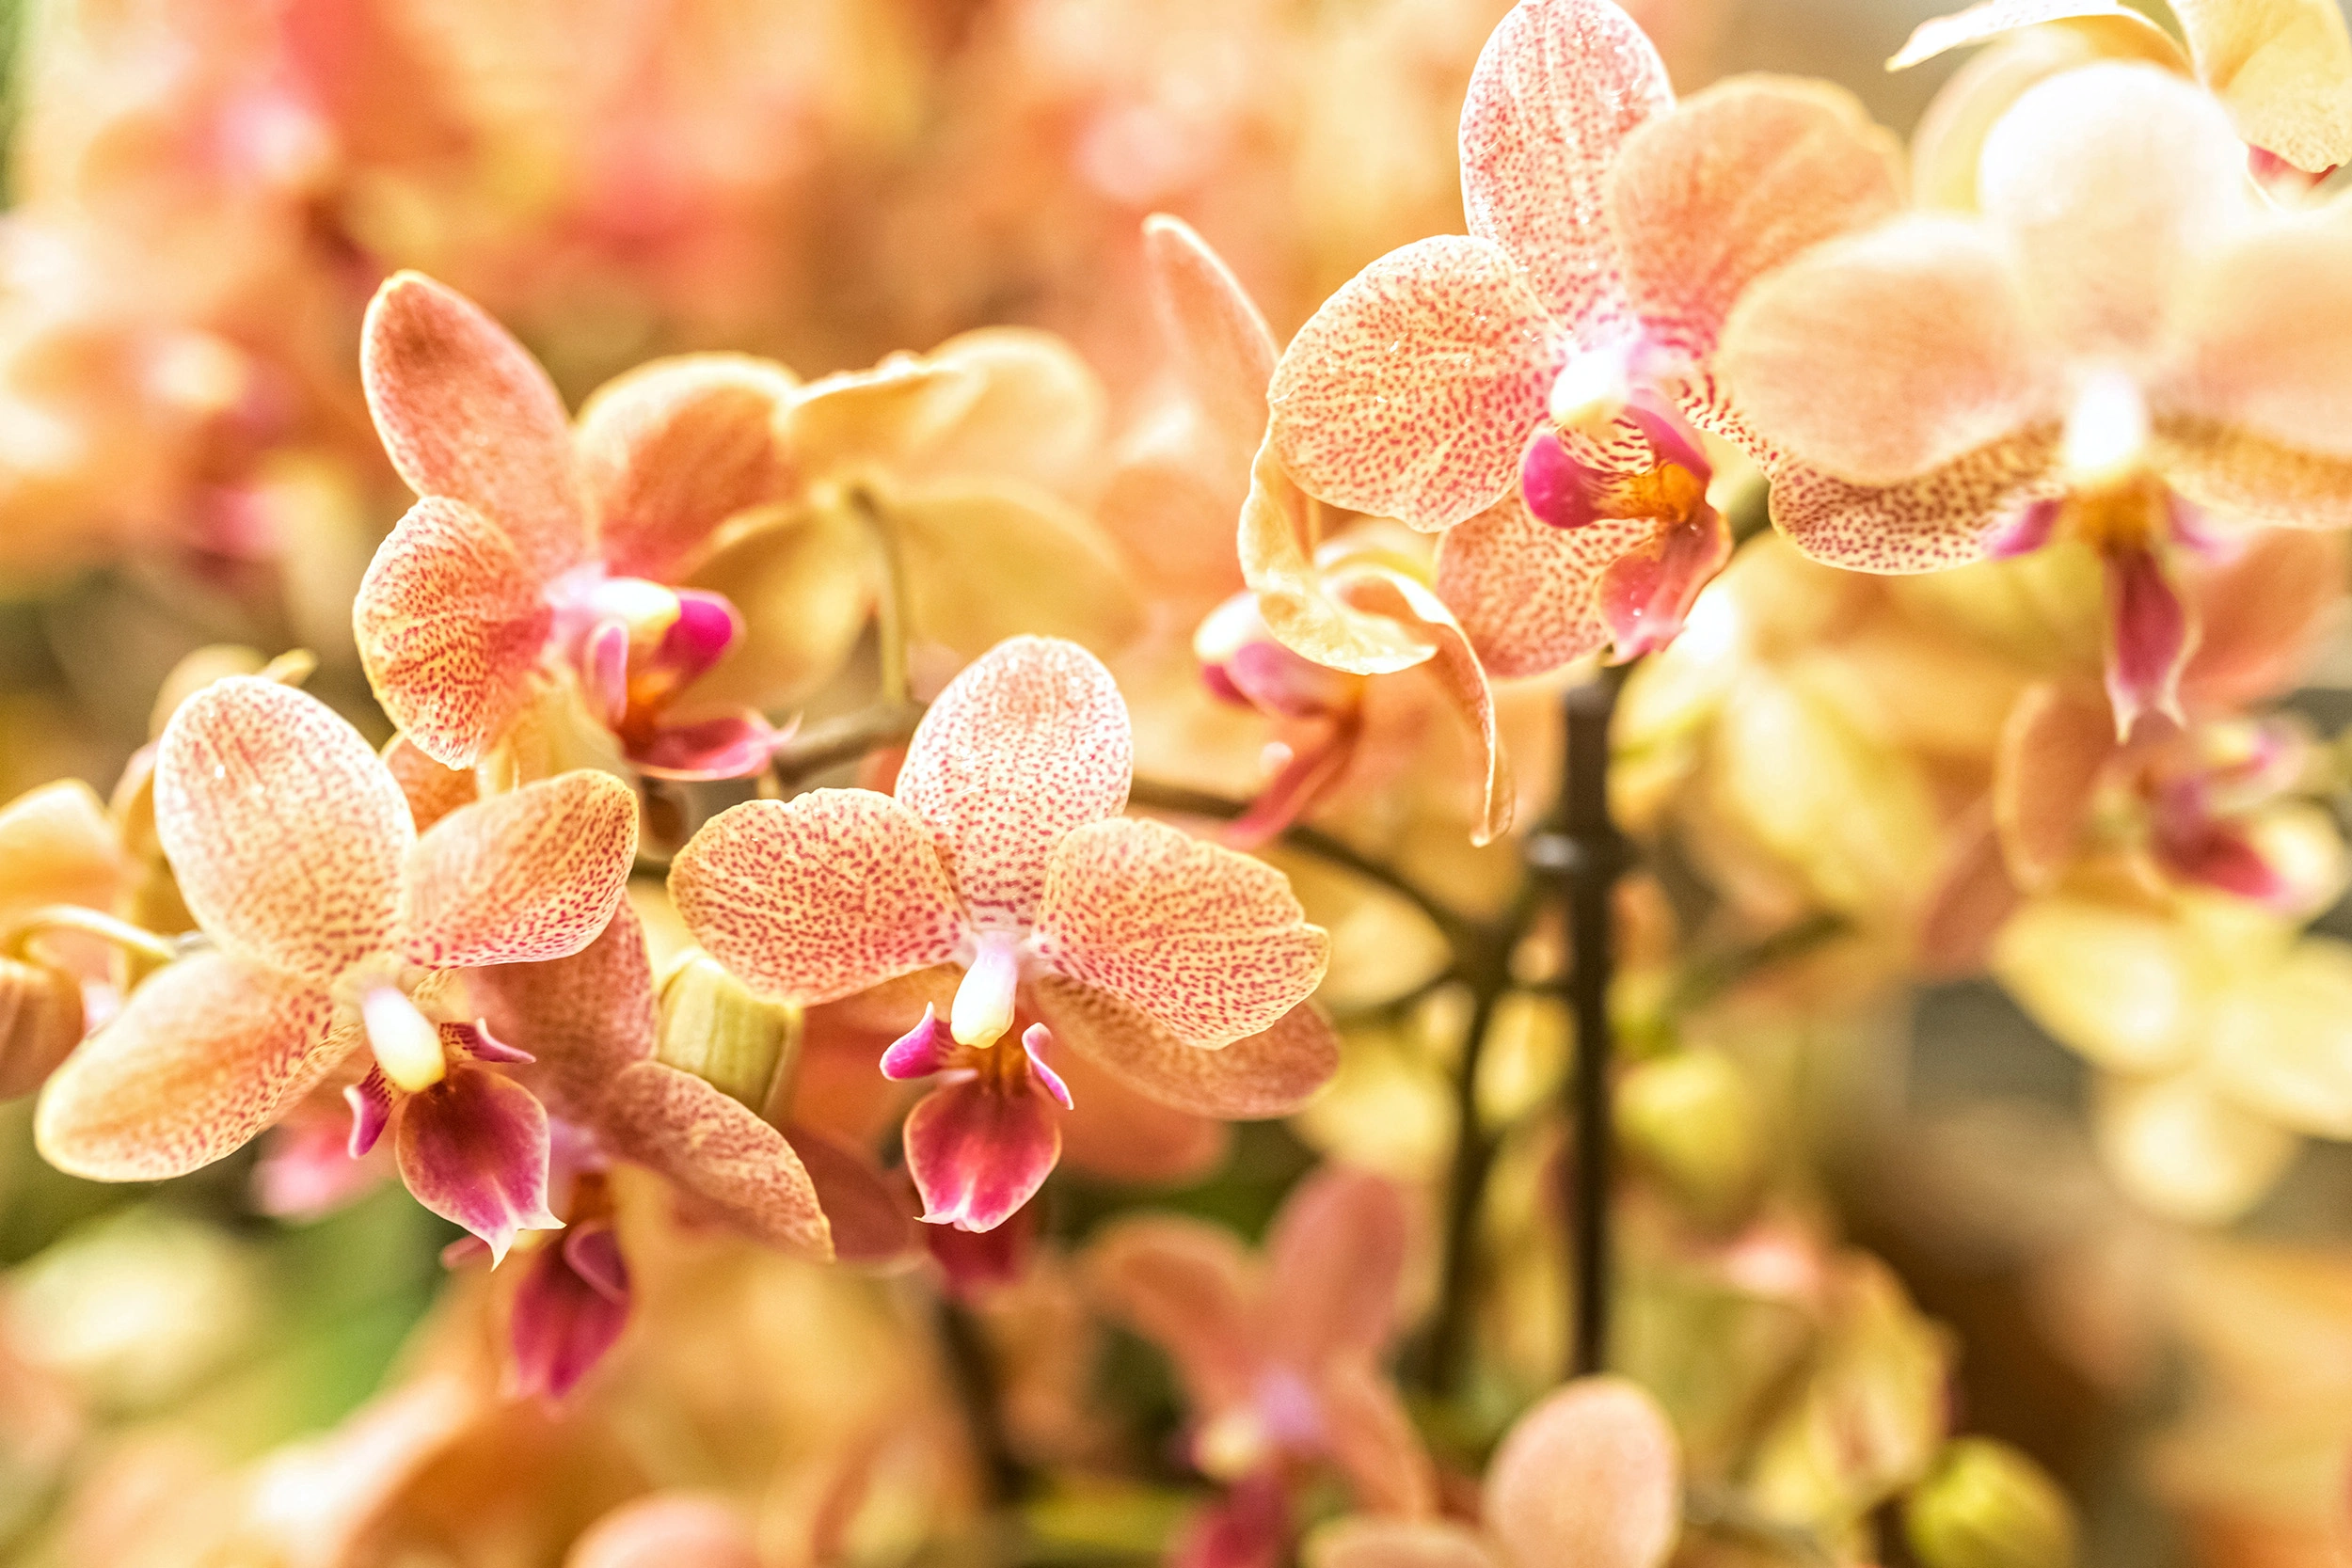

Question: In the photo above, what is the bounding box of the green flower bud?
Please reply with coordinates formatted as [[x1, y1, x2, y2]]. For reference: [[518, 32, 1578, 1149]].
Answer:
[[655, 951, 801, 1112], [1615, 1048, 1759, 1214], [1904, 1439, 2078, 1568]]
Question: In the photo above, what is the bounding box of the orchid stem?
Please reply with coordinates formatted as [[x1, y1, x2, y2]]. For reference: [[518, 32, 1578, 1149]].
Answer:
[[763, 700, 929, 792], [935, 1294, 1025, 1506], [848, 486, 915, 708], [2, 905, 180, 966]]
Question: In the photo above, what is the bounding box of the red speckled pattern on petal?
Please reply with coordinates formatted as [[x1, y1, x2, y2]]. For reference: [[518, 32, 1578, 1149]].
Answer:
[[895, 637, 1132, 929], [901, 1076, 1061, 1232], [1434, 492, 1654, 678], [596, 1061, 833, 1258], [669, 791, 966, 1005], [382, 736, 478, 833], [397, 771, 637, 970], [1029, 976, 1340, 1118], [394, 1061, 561, 1263], [1142, 213, 1278, 461], [473, 899, 655, 1126], [156, 678, 413, 984], [574, 354, 798, 581], [35, 953, 336, 1180], [356, 498, 553, 770], [1458, 0, 1673, 331], [361, 272, 586, 583], [1035, 818, 1328, 1046], [1268, 236, 1561, 534], [1769, 438, 2060, 576]]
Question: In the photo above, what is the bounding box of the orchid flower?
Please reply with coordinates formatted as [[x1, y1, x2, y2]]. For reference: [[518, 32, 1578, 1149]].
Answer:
[[356, 270, 802, 782], [34, 676, 638, 1259], [1893, 0, 2352, 198], [1719, 63, 2352, 738], [0, 780, 131, 1097], [670, 636, 1336, 1233], [1263, 0, 1904, 672], [1089, 1166, 1433, 1565]]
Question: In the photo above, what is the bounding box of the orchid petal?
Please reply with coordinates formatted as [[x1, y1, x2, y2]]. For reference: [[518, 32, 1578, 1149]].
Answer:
[[2207, 939, 2352, 1136], [596, 1060, 833, 1258], [1023, 1023, 1074, 1110], [1434, 490, 1655, 677], [2161, 423, 2352, 533], [574, 354, 797, 581], [670, 791, 965, 1005], [155, 677, 412, 983], [1237, 438, 1439, 676], [1993, 682, 2115, 888], [1767, 441, 2060, 575], [581, 619, 630, 727], [896, 637, 1132, 928], [1265, 1166, 1408, 1367], [676, 505, 873, 718], [902, 1075, 1061, 1233], [1334, 570, 1514, 844], [355, 497, 553, 769], [1029, 976, 1338, 1118], [2169, 220, 2352, 478], [0, 780, 126, 916], [1053, 1044, 1229, 1184], [1889, 0, 2185, 72], [2093, 1071, 2297, 1225], [35, 954, 334, 1180], [393, 1061, 561, 1263], [784, 1119, 920, 1263], [625, 712, 791, 782], [2172, 0, 2352, 173], [397, 770, 637, 969], [382, 736, 477, 832], [1087, 1214, 1261, 1412], [1718, 215, 2050, 487], [1915, 807, 2022, 978], [1613, 77, 1905, 366], [566, 1496, 762, 1568], [881, 1004, 957, 1080], [346, 1068, 391, 1157], [904, 328, 1109, 497], [2103, 544, 2198, 736], [1596, 506, 1732, 658], [1312, 1519, 1501, 1568], [1908, 24, 2140, 213], [1143, 213, 1278, 462], [886, 482, 1144, 659], [2181, 527, 2350, 706], [1458, 0, 1673, 328], [511, 1220, 631, 1400], [1318, 1364, 1438, 1517], [361, 272, 584, 582], [1036, 817, 1328, 1046], [1267, 235, 1561, 533], [783, 357, 982, 478], [472, 899, 655, 1127], [1484, 1377, 1682, 1568]]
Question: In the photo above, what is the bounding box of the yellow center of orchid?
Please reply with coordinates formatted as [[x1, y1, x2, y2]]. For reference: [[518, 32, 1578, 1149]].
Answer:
[[362, 985, 447, 1093], [1194, 1406, 1273, 1481], [596, 577, 685, 647], [2060, 369, 2152, 495], [951, 931, 1025, 1049]]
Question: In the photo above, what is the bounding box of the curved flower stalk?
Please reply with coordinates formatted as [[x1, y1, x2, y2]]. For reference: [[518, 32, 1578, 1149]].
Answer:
[[1719, 63, 2352, 738], [1264, 0, 1905, 672], [33, 676, 639, 1259], [0, 780, 135, 1098], [357, 270, 803, 782], [1893, 0, 2352, 198], [1089, 1165, 1434, 1566], [670, 636, 1337, 1233]]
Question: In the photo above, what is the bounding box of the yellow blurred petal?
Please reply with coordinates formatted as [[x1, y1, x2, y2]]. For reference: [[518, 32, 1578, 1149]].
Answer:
[[906, 327, 1109, 498], [2208, 938, 2352, 1137], [2173, 0, 2352, 172], [677, 506, 874, 720], [1990, 895, 2207, 1073], [1239, 436, 1438, 677], [886, 482, 1143, 661], [2094, 1071, 2299, 1224]]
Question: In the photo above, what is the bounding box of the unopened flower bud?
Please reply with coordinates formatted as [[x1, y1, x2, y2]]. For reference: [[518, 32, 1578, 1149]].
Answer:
[[1616, 1049, 1759, 1215], [1904, 1438, 2078, 1568], [656, 951, 800, 1111], [0, 956, 84, 1100]]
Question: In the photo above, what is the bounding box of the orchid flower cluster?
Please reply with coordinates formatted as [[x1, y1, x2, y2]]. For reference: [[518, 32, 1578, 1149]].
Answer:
[[5, 0, 2352, 1565]]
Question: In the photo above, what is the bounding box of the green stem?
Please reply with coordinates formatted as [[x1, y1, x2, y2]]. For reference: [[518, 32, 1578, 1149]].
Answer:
[[765, 701, 930, 792], [847, 485, 915, 708]]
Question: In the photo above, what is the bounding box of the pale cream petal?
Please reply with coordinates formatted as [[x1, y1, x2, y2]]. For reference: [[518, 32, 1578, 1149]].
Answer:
[[2174, 0, 2352, 172]]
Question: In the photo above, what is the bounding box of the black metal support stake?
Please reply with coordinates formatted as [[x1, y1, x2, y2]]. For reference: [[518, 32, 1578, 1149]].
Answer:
[[1530, 663, 1630, 1378]]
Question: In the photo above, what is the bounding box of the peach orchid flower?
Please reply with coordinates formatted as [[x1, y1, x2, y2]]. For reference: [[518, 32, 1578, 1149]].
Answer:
[[669, 636, 1337, 1233], [1264, 0, 1902, 672], [34, 676, 638, 1259], [1718, 63, 2352, 738], [357, 270, 802, 782]]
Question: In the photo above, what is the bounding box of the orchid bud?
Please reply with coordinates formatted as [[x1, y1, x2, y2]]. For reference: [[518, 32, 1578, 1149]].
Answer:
[[0, 955, 84, 1100], [1903, 1439, 2079, 1568], [655, 950, 800, 1111], [1617, 1049, 1760, 1216]]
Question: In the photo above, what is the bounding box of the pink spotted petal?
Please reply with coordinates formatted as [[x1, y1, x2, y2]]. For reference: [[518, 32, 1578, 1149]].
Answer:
[[1264, 1165, 1409, 1369], [1142, 213, 1279, 465], [471, 899, 655, 1128], [1023, 1023, 1074, 1110], [2105, 545, 2200, 737], [1434, 491, 1656, 678], [382, 736, 478, 833], [1485, 1377, 1682, 1568], [1457, 0, 1674, 330], [361, 272, 585, 582], [355, 497, 553, 770], [1028, 977, 1339, 1118], [1767, 441, 2061, 576], [393, 1061, 561, 1263], [450, 1021, 532, 1065], [346, 1067, 391, 1157], [581, 618, 631, 728], [397, 770, 638, 970], [155, 678, 413, 984], [669, 792, 965, 1005], [896, 637, 1133, 928], [882, 1004, 958, 1080], [1596, 506, 1732, 658], [1334, 569, 1514, 845], [596, 1061, 833, 1258], [510, 1220, 631, 1401], [1266, 235, 1562, 533], [626, 712, 793, 783], [902, 1076, 1061, 1233], [1035, 817, 1328, 1046], [35, 954, 337, 1180], [1236, 437, 1443, 674]]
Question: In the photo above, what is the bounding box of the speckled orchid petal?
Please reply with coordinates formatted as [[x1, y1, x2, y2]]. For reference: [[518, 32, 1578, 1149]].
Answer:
[[1458, 0, 1673, 328], [2161, 426, 2352, 532], [1978, 65, 2252, 354], [1768, 442, 2061, 574], [1267, 236, 1562, 533], [1143, 213, 1279, 461], [355, 498, 553, 770], [1313, 1519, 1501, 1568], [472, 900, 654, 1127], [574, 354, 797, 581], [361, 272, 585, 582], [1612, 77, 1905, 371], [397, 771, 637, 969], [567, 1497, 763, 1568], [901, 1074, 1061, 1233], [1434, 490, 1654, 677], [596, 1060, 833, 1258], [669, 792, 965, 1005], [1596, 506, 1732, 658], [394, 1060, 561, 1263], [1036, 818, 1328, 1046], [2169, 221, 2352, 486], [155, 678, 412, 983], [1265, 1166, 1407, 1367], [896, 637, 1132, 928], [1718, 216, 2050, 487], [2104, 544, 2198, 736], [1238, 439, 1440, 675], [906, 328, 1109, 496], [2173, 0, 2352, 172], [1993, 682, 2115, 888], [1334, 570, 1513, 845], [346, 1069, 391, 1157], [1889, 0, 2185, 71], [382, 736, 477, 832], [35, 954, 334, 1180], [511, 1219, 630, 1401], [1485, 1377, 1682, 1568], [1087, 1214, 1260, 1411], [1029, 976, 1339, 1117], [886, 483, 1144, 659]]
